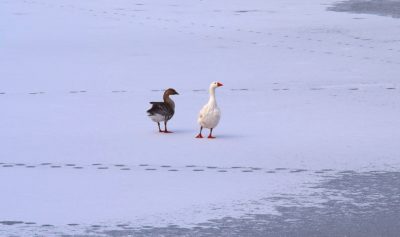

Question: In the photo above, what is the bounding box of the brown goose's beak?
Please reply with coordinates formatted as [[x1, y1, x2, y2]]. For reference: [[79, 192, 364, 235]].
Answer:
[[175, 91, 179, 95]]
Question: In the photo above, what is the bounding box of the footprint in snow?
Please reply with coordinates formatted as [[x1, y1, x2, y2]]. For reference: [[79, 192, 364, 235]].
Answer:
[[290, 169, 308, 173], [0, 221, 24, 225], [41, 224, 54, 227]]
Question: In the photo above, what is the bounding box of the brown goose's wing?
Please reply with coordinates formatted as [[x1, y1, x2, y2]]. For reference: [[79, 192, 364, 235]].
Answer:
[[147, 102, 172, 116]]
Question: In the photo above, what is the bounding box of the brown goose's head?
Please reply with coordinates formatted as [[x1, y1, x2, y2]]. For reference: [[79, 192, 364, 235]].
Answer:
[[164, 88, 179, 96]]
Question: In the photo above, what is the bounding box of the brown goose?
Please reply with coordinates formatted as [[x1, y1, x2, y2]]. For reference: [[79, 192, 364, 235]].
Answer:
[[147, 88, 179, 133]]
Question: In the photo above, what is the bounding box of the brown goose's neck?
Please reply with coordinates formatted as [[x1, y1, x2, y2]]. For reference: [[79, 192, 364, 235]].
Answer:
[[163, 93, 175, 110], [163, 93, 170, 102]]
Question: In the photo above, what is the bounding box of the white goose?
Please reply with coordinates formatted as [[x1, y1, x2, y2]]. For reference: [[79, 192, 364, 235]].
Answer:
[[196, 82, 223, 139]]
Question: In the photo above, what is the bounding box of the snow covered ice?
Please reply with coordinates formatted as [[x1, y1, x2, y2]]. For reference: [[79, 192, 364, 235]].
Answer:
[[0, 0, 399, 236]]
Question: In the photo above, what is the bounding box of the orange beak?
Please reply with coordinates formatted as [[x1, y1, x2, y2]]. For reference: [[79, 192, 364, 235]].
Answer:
[[217, 82, 223, 87]]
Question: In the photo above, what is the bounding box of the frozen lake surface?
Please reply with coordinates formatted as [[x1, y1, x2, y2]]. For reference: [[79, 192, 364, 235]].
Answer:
[[75, 171, 400, 237], [329, 0, 400, 18], [0, 0, 399, 236]]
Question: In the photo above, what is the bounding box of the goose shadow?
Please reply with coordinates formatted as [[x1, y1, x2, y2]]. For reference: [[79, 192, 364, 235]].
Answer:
[[171, 129, 193, 134], [153, 129, 243, 138], [210, 133, 244, 139], [153, 129, 193, 135], [187, 132, 244, 139]]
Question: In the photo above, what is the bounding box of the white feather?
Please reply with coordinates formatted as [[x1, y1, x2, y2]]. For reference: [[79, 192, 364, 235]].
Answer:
[[198, 82, 221, 129], [149, 114, 165, 123]]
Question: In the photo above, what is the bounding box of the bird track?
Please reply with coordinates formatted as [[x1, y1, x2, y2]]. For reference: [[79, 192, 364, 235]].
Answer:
[[0, 86, 397, 97], [13, 0, 400, 65], [0, 161, 339, 176]]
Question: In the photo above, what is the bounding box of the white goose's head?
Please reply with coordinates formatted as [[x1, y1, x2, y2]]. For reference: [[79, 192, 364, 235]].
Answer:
[[210, 81, 223, 90]]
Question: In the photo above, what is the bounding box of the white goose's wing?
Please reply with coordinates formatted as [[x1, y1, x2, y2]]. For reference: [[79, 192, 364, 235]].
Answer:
[[198, 103, 209, 121]]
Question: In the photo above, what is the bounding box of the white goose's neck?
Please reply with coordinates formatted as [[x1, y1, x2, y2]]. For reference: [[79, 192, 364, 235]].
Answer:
[[207, 87, 217, 107]]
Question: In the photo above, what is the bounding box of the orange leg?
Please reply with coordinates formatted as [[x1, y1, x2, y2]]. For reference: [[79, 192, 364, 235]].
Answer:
[[208, 128, 216, 139], [195, 127, 203, 138], [163, 121, 173, 133]]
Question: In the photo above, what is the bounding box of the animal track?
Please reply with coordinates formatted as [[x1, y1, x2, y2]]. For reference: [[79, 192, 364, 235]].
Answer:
[[0, 84, 397, 97], [19, 0, 400, 66], [290, 169, 308, 173], [0, 161, 337, 176], [0, 221, 24, 225], [67, 223, 79, 226]]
